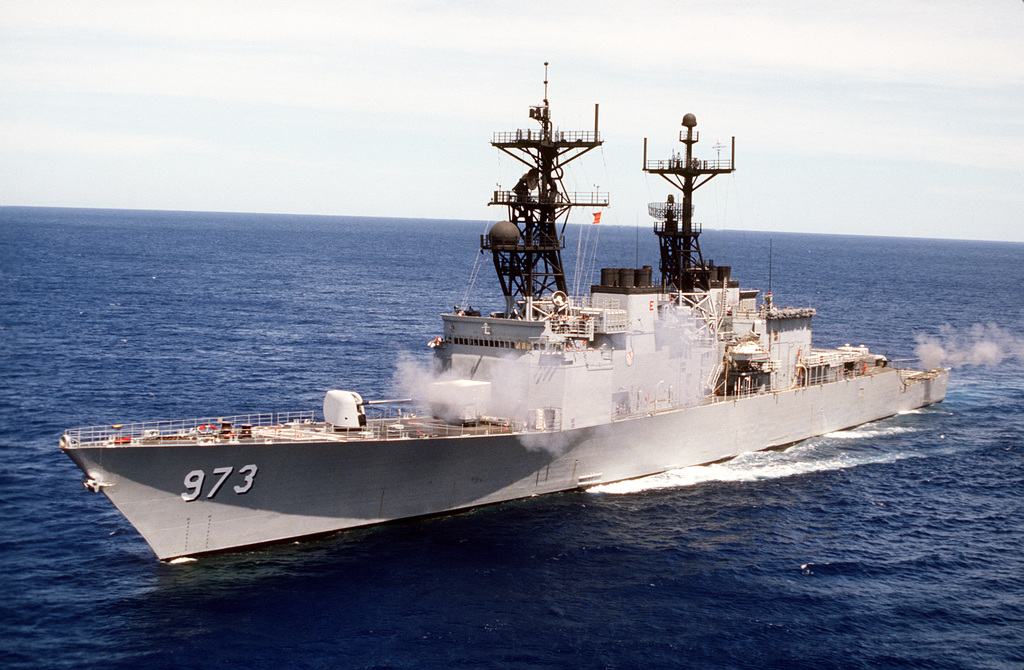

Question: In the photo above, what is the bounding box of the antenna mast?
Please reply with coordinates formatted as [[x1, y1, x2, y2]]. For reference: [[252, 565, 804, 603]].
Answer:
[[643, 114, 735, 294], [482, 63, 608, 317]]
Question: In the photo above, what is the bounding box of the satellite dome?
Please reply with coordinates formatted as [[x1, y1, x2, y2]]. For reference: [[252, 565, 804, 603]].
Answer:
[[488, 220, 519, 246], [682, 113, 697, 128]]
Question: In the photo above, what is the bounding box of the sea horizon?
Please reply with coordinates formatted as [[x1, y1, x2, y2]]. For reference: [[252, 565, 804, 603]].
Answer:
[[4, 204, 1022, 246]]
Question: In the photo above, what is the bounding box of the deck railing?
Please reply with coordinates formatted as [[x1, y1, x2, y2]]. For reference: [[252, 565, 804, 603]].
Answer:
[[492, 129, 600, 144], [62, 411, 316, 447], [644, 157, 733, 172]]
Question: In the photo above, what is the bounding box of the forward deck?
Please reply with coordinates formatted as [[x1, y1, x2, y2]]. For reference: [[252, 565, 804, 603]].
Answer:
[[59, 409, 517, 449]]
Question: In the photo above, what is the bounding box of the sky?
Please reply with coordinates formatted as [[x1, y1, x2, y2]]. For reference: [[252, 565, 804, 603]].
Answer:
[[2, 0, 1023, 241]]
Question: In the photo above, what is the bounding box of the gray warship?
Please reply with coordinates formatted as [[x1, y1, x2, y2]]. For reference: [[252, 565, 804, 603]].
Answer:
[[61, 80, 949, 560]]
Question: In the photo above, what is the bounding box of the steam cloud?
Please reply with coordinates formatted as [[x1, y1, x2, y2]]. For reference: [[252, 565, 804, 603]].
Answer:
[[914, 322, 1024, 369]]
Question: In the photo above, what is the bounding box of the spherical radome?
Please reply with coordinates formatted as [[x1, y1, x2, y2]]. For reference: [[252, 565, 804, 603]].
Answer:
[[489, 220, 519, 245]]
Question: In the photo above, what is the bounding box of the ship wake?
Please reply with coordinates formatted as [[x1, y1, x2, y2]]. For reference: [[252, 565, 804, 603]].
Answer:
[[588, 424, 924, 495]]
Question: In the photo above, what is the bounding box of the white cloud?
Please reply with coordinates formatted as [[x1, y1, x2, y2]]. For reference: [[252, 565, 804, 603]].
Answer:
[[2, 0, 1023, 239], [6, 1, 1022, 102]]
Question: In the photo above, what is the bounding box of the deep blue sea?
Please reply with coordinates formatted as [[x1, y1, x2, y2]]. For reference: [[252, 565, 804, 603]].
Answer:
[[2, 206, 1022, 669]]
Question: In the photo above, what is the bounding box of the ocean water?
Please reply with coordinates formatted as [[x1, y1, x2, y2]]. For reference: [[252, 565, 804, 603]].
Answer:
[[1, 206, 1022, 669]]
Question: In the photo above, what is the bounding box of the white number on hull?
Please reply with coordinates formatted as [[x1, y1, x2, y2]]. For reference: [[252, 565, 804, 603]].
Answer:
[[180, 465, 258, 501], [181, 470, 205, 501], [206, 467, 233, 498], [233, 464, 257, 494]]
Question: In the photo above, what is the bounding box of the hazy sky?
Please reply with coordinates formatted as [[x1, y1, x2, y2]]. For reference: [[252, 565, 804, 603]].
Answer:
[[3, 1, 1023, 241]]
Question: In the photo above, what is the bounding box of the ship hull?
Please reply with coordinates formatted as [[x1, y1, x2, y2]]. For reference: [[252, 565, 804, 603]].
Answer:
[[63, 367, 948, 560]]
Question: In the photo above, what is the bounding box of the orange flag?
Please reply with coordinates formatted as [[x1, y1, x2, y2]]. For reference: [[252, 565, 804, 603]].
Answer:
[[592, 212, 602, 225]]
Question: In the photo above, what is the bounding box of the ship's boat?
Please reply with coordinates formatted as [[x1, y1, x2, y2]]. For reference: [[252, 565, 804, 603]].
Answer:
[[61, 73, 949, 560]]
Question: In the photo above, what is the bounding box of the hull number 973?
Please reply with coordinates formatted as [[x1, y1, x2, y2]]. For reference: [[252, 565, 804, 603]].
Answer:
[[181, 465, 258, 501]]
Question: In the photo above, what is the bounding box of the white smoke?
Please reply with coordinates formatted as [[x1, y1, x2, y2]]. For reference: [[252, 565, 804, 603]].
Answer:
[[392, 354, 477, 421], [652, 303, 718, 406], [392, 354, 444, 409], [391, 352, 529, 424], [914, 322, 1024, 369], [389, 301, 716, 455], [517, 429, 575, 456]]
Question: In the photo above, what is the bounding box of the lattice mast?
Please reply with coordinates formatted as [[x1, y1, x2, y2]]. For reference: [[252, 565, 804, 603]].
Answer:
[[643, 114, 735, 293], [482, 64, 608, 317]]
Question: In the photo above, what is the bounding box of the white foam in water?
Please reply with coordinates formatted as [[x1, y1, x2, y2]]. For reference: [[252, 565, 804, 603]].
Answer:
[[822, 425, 915, 440], [168, 557, 197, 564], [589, 425, 922, 495]]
